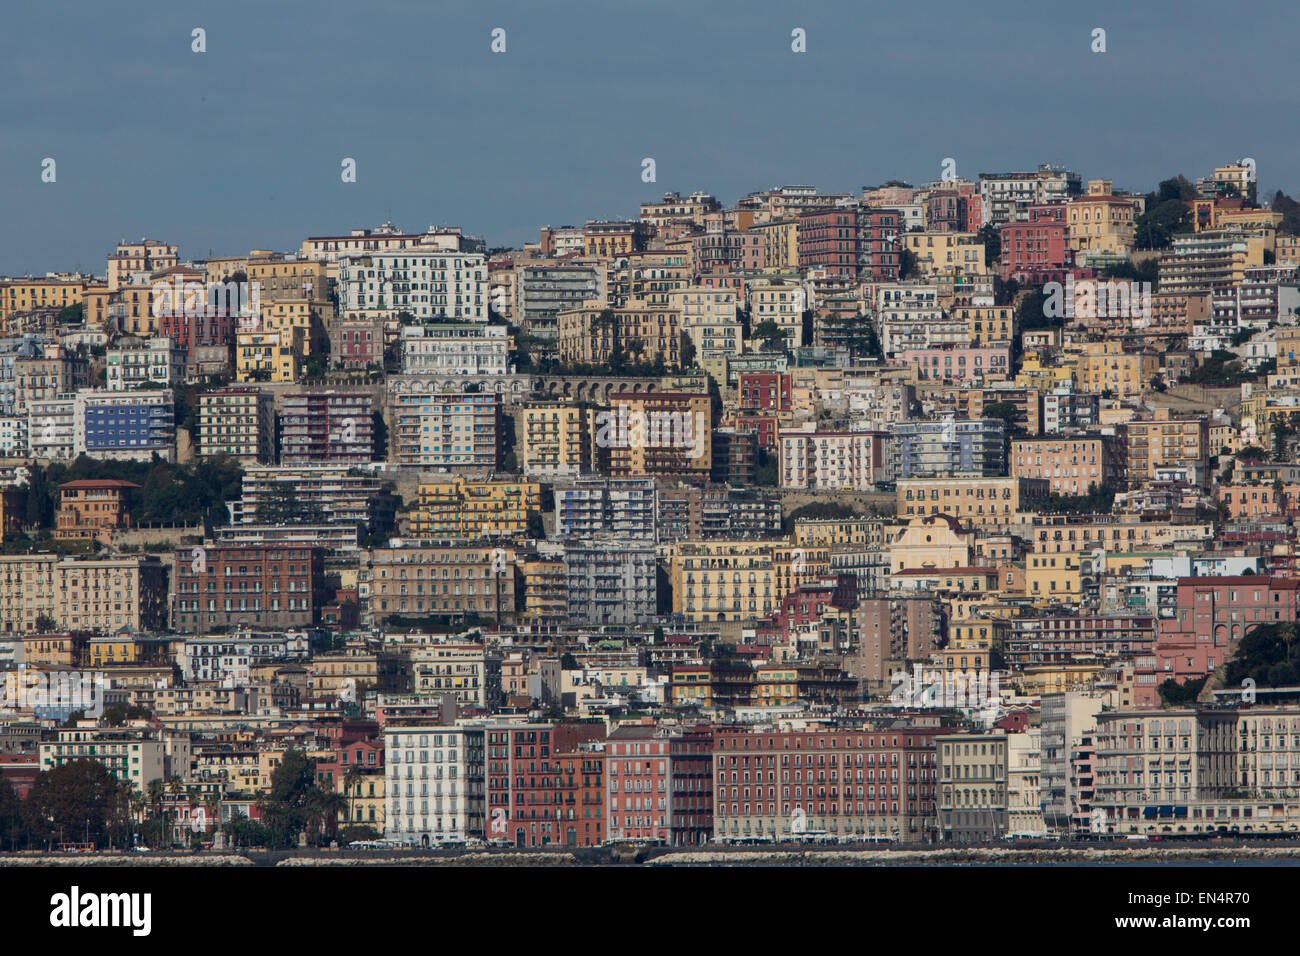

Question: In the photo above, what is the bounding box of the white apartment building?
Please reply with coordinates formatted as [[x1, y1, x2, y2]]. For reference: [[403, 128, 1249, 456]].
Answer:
[[105, 337, 185, 390], [1007, 727, 1046, 837], [400, 323, 510, 375], [27, 395, 76, 460], [410, 643, 488, 707], [669, 287, 741, 356], [338, 251, 487, 322], [384, 725, 485, 845], [747, 278, 807, 348], [778, 425, 889, 490]]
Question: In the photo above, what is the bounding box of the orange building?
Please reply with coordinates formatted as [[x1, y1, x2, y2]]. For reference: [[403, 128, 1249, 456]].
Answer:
[[55, 479, 139, 539]]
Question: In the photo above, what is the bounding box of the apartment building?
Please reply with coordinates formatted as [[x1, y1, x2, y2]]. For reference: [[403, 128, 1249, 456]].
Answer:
[[554, 476, 657, 540], [669, 286, 741, 357], [172, 543, 326, 630], [556, 300, 682, 368], [1010, 434, 1123, 496], [778, 426, 889, 490], [408, 477, 543, 539], [599, 390, 711, 481], [563, 539, 657, 626], [336, 251, 487, 322], [74, 389, 175, 463], [519, 401, 593, 478], [894, 418, 1007, 480], [198, 386, 275, 464], [384, 725, 485, 845], [515, 263, 605, 340], [896, 476, 1051, 529], [0, 553, 168, 634], [231, 465, 398, 532], [389, 388, 503, 469], [399, 323, 510, 375], [1123, 411, 1210, 488], [54, 479, 138, 539], [105, 337, 185, 390], [40, 728, 167, 792], [279, 391, 375, 464], [937, 733, 1009, 841], [366, 543, 518, 625], [711, 727, 941, 842]]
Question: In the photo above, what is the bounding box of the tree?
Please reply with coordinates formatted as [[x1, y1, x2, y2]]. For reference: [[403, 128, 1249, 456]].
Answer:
[[1135, 198, 1193, 250], [983, 401, 1022, 431], [678, 331, 697, 369], [1271, 190, 1300, 236], [22, 759, 132, 849], [257, 749, 342, 848], [977, 224, 1001, 267], [0, 776, 24, 850], [258, 483, 325, 524], [1157, 676, 1207, 707], [1016, 289, 1056, 331], [751, 321, 789, 352]]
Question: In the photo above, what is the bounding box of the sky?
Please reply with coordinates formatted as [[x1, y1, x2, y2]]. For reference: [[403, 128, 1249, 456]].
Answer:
[[1, 0, 1297, 274]]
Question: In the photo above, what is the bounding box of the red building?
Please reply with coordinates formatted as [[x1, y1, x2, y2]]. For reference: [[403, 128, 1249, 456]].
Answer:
[[798, 207, 901, 282], [172, 543, 327, 630], [605, 724, 672, 842], [552, 747, 606, 846], [926, 182, 982, 233], [738, 372, 792, 412], [768, 574, 859, 639], [485, 722, 606, 847], [712, 726, 944, 842], [1138, 576, 1300, 707], [692, 228, 763, 275], [999, 203, 1069, 284]]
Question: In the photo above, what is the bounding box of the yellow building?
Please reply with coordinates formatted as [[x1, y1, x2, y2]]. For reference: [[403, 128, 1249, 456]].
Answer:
[[953, 305, 1014, 346], [107, 239, 178, 291], [903, 231, 987, 277], [236, 327, 303, 382], [888, 514, 974, 573], [668, 540, 828, 623], [748, 219, 800, 270], [1015, 357, 1073, 392], [555, 299, 682, 367], [747, 276, 806, 347], [1067, 183, 1137, 260], [0, 277, 88, 329], [950, 616, 1010, 650], [1123, 409, 1209, 487], [1076, 340, 1158, 399], [520, 401, 593, 478], [520, 556, 566, 624], [409, 478, 543, 538], [754, 663, 798, 706], [1026, 548, 1085, 605], [896, 477, 1050, 530], [258, 300, 326, 354], [791, 517, 885, 548], [602, 390, 712, 481]]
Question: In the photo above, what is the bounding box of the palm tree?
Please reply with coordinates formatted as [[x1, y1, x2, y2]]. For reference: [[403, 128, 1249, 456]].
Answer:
[[343, 764, 364, 828]]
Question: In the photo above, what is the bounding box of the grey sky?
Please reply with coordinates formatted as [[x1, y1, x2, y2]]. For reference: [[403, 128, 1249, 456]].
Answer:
[[1, 0, 1295, 274]]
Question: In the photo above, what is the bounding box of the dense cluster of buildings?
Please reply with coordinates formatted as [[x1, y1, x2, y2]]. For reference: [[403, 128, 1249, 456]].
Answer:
[[6, 159, 1300, 848]]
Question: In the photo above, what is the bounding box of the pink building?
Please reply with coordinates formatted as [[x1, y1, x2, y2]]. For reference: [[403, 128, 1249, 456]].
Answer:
[[1137, 576, 1300, 707], [606, 725, 671, 842], [1010, 435, 1123, 496], [896, 346, 1010, 382], [999, 203, 1069, 284]]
